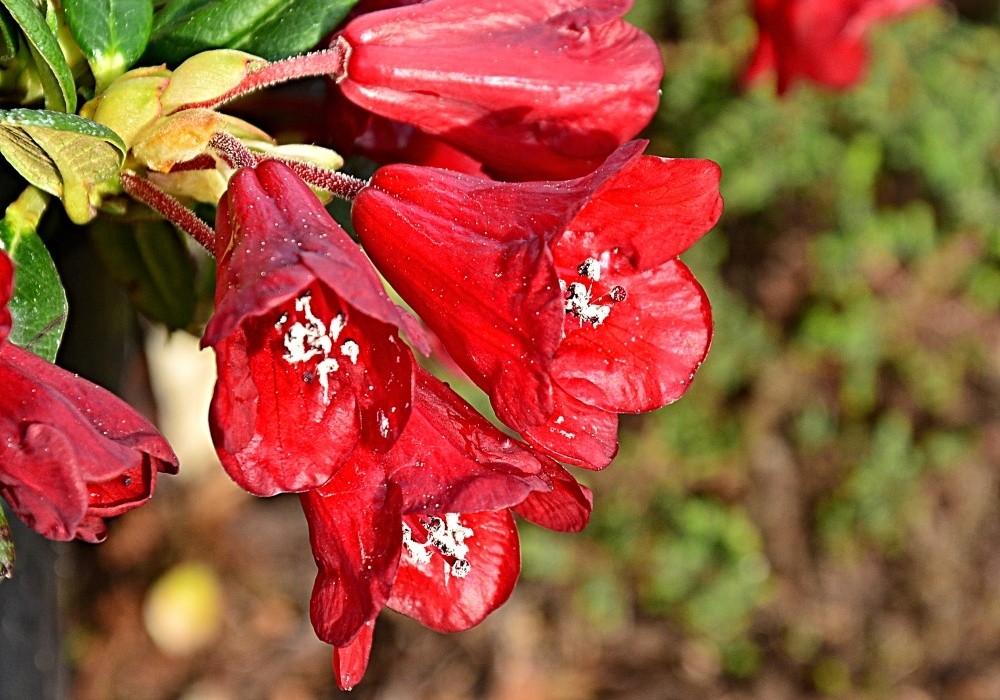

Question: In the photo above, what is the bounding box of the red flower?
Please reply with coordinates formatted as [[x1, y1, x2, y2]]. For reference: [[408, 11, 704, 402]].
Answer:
[[301, 367, 591, 689], [0, 251, 178, 542], [202, 159, 423, 496], [351, 141, 722, 469], [742, 0, 937, 94], [335, 0, 662, 180]]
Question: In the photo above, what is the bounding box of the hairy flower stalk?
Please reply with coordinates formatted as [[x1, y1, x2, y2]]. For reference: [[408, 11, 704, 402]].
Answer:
[[120, 172, 216, 250], [208, 132, 368, 200]]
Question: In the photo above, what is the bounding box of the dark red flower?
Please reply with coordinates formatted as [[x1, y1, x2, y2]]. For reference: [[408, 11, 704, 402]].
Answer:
[[0, 251, 178, 543], [742, 0, 937, 94], [202, 159, 423, 496], [352, 141, 722, 469], [301, 366, 591, 689], [335, 0, 662, 180]]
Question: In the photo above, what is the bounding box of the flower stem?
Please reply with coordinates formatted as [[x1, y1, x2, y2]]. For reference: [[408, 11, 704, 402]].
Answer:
[[167, 38, 350, 115], [120, 173, 216, 252], [272, 159, 368, 200], [210, 131, 367, 200], [208, 132, 256, 170]]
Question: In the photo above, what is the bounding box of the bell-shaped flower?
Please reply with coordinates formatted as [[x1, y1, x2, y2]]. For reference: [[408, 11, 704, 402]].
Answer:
[[202, 159, 422, 496], [352, 141, 722, 469], [335, 0, 662, 180], [0, 251, 178, 542], [742, 0, 937, 94], [301, 367, 591, 689]]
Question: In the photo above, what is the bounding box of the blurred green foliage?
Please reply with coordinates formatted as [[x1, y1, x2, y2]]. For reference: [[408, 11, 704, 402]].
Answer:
[[521, 0, 999, 693]]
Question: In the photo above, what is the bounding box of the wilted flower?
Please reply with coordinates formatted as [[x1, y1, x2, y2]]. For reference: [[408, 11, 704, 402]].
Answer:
[[0, 250, 178, 542]]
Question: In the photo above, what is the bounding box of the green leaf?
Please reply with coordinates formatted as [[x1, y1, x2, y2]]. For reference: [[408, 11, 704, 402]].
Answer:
[[90, 217, 197, 330], [64, 0, 154, 92], [0, 6, 20, 62], [1, 0, 76, 111], [0, 186, 68, 362], [146, 0, 358, 64], [0, 109, 126, 224]]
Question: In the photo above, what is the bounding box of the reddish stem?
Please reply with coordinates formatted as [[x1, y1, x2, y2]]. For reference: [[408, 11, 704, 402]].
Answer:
[[167, 38, 350, 115], [120, 173, 216, 252], [210, 131, 368, 200], [272, 158, 368, 200], [208, 132, 256, 170]]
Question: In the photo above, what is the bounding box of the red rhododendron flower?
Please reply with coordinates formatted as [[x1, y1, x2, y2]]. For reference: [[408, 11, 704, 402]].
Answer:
[[742, 0, 937, 93], [202, 159, 423, 496], [352, 140, 722, 469], [302, 367, 591, 689], [0, 251, 178, 542], [335, 0, 663, 180]]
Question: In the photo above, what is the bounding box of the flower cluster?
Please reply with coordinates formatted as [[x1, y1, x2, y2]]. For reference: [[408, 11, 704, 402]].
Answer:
[[111, 0, 722, 688], [12, 0, 716, 689], [742, 0, 938, 93]]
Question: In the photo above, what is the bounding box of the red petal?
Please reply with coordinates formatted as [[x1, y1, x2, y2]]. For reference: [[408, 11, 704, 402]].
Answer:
[[354, 166, 572, 429], [210, 322, 360, 496], [553, 259, 712, 413], [1, 344, 177, 474], [340, 0, 662, 180], [300, 459, 402, 647], [520, 383, 618, 470], [512, 458, 593, 532], [333, 620, 375, 691], [386, 367, 550, 514], [388, 511, 519, 632], [0, 422, 88, 541], [341, 314, 414, 451], [563, 157, 723, 270], [0, 344, 176, 541]]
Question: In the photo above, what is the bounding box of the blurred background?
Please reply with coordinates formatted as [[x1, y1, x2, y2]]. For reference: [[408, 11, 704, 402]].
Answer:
[[18, 0, 1000, 697]]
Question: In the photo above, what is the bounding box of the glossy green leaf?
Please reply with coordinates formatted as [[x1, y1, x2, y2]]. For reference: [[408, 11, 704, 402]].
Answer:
[[0, 109, 125, 224], [1, 0, 76, 111], [0, 186, 67, 362], [64, 0, 154, 92], [0, 6, 20, 62], [90, 217, 196, 331], [146, 0, 358, 64]]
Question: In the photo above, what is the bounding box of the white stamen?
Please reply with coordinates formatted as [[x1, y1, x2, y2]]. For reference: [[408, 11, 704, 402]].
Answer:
[[340, 340, 360, 364], [377, 410, 390, 438], [578, 257, 601, 282], [401, 523, 432, 565], [279, 295, 352, 405], [399, 514, 474, 578]]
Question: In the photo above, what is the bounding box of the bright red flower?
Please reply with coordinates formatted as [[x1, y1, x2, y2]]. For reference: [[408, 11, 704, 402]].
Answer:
[[742, 0, 937, 94], [335, 0, 662, 180], [351, 141, 722, 469], [301, 366, 591, 689], [0, 251, 178, 543], [202, 159, 423, 496]]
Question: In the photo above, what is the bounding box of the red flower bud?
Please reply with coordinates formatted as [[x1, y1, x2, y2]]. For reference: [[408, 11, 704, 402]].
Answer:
[[336, 0, 663, 180]]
